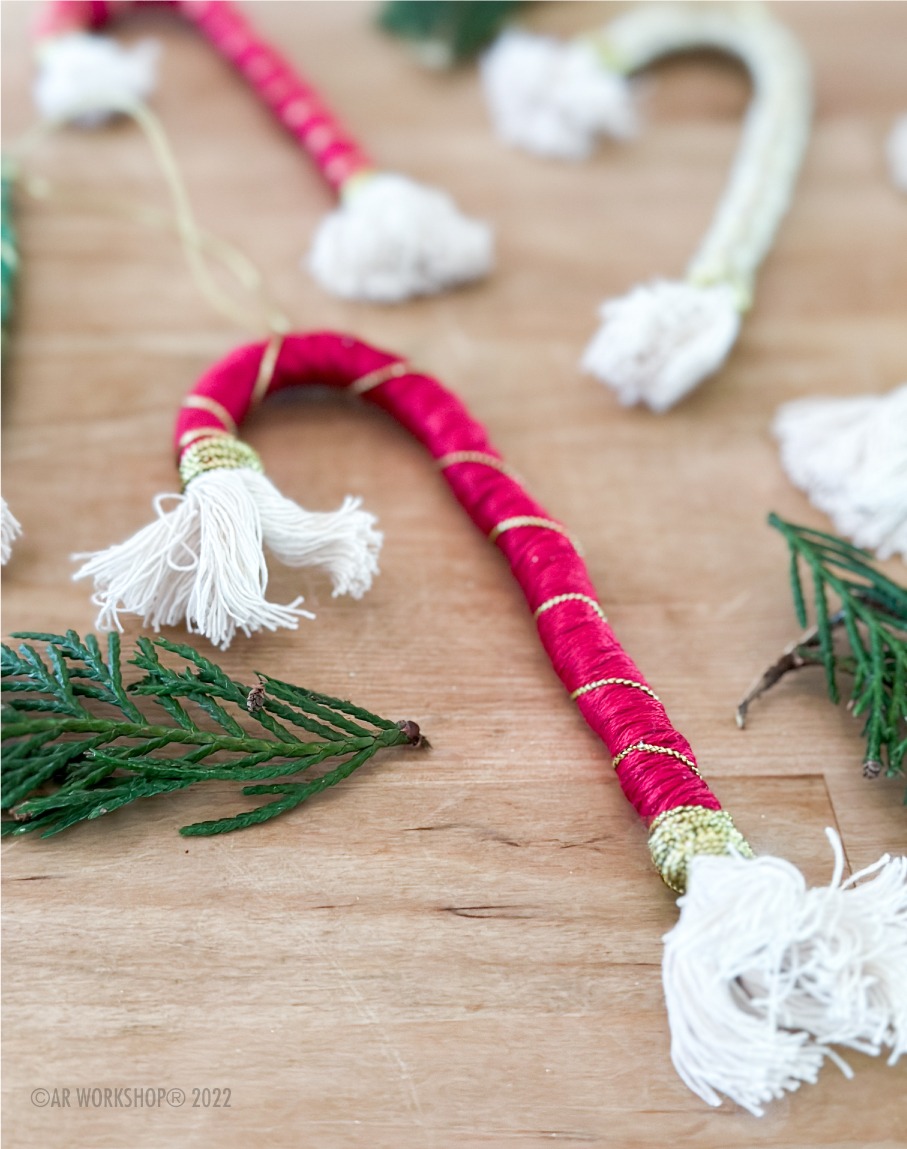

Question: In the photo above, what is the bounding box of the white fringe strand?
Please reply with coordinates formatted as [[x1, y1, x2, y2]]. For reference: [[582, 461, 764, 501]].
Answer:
[[480, 28, 636, 160], [887, 114, 907, 193], [1, 497, 22, 565], [34, 32, 159, 125], [72, 469, 382, 650], [307, 172, 493, 303], [581, 280, 740, 411], [773, 385, 907, 561], [663, 829, 907, 1116]]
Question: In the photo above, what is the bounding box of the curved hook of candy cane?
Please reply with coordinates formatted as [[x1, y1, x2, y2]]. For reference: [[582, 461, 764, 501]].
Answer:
[[483, 3, 812, 412], [72, 329, 907, 1112], [33, 0, 494, 303]]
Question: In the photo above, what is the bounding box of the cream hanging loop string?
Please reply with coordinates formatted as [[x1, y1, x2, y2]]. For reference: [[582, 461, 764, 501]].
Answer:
[[482, 1, 812, 411], [33, 0, 494, 303], [1, 93, 305, 570], [11, 97, 292, 338]]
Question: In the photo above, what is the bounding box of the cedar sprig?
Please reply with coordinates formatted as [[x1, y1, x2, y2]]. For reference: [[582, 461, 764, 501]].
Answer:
[[737, 516, 907, 791], [378, 0, 525, 66], [2, 631, 424, 837]]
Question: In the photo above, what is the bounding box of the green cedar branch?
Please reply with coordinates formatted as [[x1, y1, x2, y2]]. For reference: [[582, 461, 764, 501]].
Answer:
[[378, 0, 525, 67], [737, 516, 906, 793], [2, 631, 425, 837]]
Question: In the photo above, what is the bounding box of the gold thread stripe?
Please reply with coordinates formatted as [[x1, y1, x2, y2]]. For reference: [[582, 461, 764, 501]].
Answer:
[[534, 593, 607, 622], [436, 451, 519, 479], [570, 678, 659, 702], [611, 741, 701, 777], [176, 426, 232, 452], [489, 516, 580, 552], [181, 394, 238, 435], [350, 360, 409, 395], [249, 332, 285, 408]]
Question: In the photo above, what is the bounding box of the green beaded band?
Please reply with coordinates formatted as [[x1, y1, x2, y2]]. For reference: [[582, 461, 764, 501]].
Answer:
[[178, 435, 264, 489], [647, 805, 754, 894]]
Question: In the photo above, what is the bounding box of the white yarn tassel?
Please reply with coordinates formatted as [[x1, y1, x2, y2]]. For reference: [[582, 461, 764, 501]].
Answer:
[[773, 385, 907, 561], [307, 172, 493, 303], [480, 29, 636, 160], [73, 467, 382, 650], [887, 114, 907, 193], [1, 497, 22, 565], [663, 829, 907, 1116], [581, 280, 740, 411], [34, 32, 159, 125]]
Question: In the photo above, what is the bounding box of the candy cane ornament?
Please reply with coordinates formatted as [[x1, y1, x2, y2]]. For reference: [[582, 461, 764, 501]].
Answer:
[[74, 329, 907, 1115], [482, 2, 812, 411], [33, 0, 494, 303]]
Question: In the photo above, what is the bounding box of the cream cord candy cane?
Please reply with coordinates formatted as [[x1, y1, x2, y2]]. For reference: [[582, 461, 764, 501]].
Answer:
[[483, 2, 811, 411], [34, 0, 493, 303]]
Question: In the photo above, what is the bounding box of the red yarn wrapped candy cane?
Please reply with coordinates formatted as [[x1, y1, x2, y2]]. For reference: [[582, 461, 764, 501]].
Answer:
[[34, 0, 493, 301], [73, 329, 907, 1116]]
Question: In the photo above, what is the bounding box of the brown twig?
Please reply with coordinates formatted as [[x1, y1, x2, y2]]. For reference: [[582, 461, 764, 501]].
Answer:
[[735, 611, 847, 729]]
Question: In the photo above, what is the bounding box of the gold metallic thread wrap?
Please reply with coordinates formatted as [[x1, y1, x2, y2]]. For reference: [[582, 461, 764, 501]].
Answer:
[[178, 436, 264, 489], [647, 805, 754, 893]]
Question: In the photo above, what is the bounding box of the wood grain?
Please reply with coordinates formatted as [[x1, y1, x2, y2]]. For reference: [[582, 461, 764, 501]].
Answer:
[[2, 2, 906, 1146]]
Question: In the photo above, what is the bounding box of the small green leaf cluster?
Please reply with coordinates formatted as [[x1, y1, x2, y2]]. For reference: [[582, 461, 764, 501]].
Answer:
[[378, 1, 524, 66], [2, 631, 419, 837]]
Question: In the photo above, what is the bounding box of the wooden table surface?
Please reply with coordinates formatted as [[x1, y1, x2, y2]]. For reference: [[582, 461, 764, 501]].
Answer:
[[2, 2, 906, 1146]]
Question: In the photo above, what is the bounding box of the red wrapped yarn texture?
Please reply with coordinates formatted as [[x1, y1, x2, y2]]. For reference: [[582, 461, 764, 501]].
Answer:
[[176, 331, 723, 826], [36, 0, 373, 191]]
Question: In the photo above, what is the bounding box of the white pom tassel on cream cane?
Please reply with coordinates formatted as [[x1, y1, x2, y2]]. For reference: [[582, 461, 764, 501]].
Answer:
[[566, 3, 812, 410], [887, 114, 907, 194], [1, 497, 22, 565], [655, 818, 907, 1116], [307, 172, 494, 304], [773, 385, 907, 561], [73, 436, 382, 650], [480, 28, 637, 159], [33, 31, 159, 126]]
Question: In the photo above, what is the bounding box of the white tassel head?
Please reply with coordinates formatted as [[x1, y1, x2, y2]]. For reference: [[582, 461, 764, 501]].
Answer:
[[34, 32, 159, 125], [887, 114, 907, 193], [1, 496, 22, 565], [307, 172, 493, 303], [662, 827, 907, 1116], [480, 28, 636, 160], [73, 436, 383, 649], [773, 385, 907, 561], [581, 279, 741, 411]]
